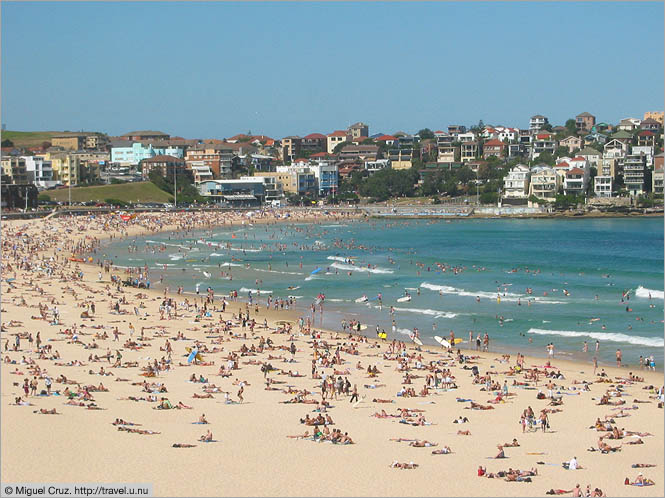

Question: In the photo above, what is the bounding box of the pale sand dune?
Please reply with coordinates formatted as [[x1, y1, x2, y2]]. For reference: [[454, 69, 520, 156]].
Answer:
[[1, 213, 662, 497]]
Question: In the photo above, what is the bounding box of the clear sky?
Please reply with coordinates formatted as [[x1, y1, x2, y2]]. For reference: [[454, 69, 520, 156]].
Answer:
[[2, 1, 663, 139]]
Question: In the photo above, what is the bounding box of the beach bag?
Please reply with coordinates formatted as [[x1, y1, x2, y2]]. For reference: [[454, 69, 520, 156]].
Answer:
[[624, 478, 629, 485]]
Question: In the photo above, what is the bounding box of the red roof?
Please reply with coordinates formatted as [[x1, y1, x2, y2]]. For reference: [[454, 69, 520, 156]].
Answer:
[[556, 161, 570, 168], [293, 158, 309, 163], [483, 139, 504, 146], [304, 133, 326, 140], [376, 135, 397, 142], [536, 133, 552, 140], [265, 139, 275, 146], [638, 130, 655, 136], [328, 130, 348, 137], [567, 167, 584, 175], [142, 154, 183, 163], [572, 156, 586, 161], [434, 130, 445, 134]]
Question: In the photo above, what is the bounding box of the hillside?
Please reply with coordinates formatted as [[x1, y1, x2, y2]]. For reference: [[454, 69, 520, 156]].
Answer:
[[1, 130, 102, 147], [45, 181, 173, 204]]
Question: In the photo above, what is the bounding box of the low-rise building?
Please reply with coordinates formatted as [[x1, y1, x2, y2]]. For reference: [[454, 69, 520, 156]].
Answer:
[[348, 122, 369, 139], [185, 144, 234, 178], [301, 133, 327, 155], [51, 135, 86, 150], [529, 114, 549, 132], [643, 111, 664, 125], [529, 165, 560, 201], [198, 177, 274, 206], [437, 142, 459, 165], [603, 138, 629, 159], [309, 162, 339, 196], [364, 159, 391, 174], [388, 148, 413, 170], [482, 139, 505, 159], [36, 152, 80, 186], [327, 131, 348, 154], [563, 167, 589, 196], [651, 168, 663, 194], [21, 156, 56, 189], [502, 164, 531, 199], [559, 135, 583, 154], [339, 144, 379, 162], [577, 146, 602, 168], [594, 176, 613, 197], [460, 141, 479, 163], [281, 136, 302, 162], [639, 118, 662, 132], [531, 132, 557, 159], [623, 153, 648, 196], [447, 124, 466, 137], [1, 156, 29, 184], [576, 112, 596, 133], [120, 130, 170, 142], [140, 155, 187, 180]]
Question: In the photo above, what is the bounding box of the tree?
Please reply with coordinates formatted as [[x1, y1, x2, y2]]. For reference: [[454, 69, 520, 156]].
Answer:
[[535, 151, 555, 166], [565, 119, 577, 135], [542, 123, 553, 132], [1, 139, 14, 147], [417, 128, 435, 140], [555, 146, 569, 158], [333, 142, 350, 154]]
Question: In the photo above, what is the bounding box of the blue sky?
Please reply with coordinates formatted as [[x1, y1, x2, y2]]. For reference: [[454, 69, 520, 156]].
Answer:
[[2, 1, 663, 138]]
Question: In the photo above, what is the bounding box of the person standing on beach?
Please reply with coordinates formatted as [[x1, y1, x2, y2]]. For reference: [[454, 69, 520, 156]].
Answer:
[[593, 356, 598, 375], [595, 340, 600, 353], [350, 384, 359, 403], [583, 341, 588, 353], [616, 349, 622, 368]]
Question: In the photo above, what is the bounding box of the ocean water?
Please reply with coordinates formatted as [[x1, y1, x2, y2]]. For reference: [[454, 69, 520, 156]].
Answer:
[[99, 217, 664, 367]]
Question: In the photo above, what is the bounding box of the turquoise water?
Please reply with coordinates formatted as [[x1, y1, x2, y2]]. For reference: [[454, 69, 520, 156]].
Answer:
[[99, 217, 664, 367]]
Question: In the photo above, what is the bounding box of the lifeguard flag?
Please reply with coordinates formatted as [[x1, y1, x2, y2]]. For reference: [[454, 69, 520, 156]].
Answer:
[[231, 234, 237, 238]]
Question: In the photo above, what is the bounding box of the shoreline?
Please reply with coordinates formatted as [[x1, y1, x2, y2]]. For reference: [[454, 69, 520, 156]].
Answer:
[[2, 211, 663, 497], [91, 214, 662, 371]]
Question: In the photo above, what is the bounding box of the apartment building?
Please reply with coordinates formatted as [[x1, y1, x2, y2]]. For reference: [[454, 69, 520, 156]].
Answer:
[[623, 153, 648, 196], [529, 165, 560, 201], [347, 122, 369, 139], [529, 115, 549, 132], [185, 144, 235, 178], [502, 164, 531, 199], [140, 155, 187, 180], [460, 141, 479, 163], [575, 112, 596, 133]]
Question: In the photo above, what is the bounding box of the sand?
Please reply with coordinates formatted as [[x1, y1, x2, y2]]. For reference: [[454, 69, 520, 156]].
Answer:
[[1, 211, 663, 497]]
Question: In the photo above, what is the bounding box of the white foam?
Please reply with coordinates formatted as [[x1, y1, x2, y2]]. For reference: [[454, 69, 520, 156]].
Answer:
[[420, 282, 565, 304], [209, 253, 226, 257], [391, 306, 458, 319], [219, 262, 242, 267], [230, 247, 262, 253], [396, 328, 414, 336], [327, 256, 353, 262], [331, 262, 394, 274], [254, 268, 304, 276], [527, 328, 664, 348], [239, 287, 273, 295], [168, 254, 183, 261], [635, 286, 664, 300]]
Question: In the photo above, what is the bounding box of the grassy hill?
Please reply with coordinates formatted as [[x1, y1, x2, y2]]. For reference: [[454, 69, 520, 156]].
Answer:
[[1, 130, 102, 147], [46, 181, 173, 204]]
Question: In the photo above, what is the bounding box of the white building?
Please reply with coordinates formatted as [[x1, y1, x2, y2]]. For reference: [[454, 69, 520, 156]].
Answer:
[[529, 115, 549, 132], [21, 156, 57, 189], [457, 131, 476, 143], [563, 167, 589, 196], [529, 165, 560, 201], [594, 176, 613, 197], [365, 159, 391, 174], [502, 164, 531, 199]]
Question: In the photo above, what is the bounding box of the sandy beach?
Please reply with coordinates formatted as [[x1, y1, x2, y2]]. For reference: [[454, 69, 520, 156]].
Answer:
[[1, 211, 663, 497]]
